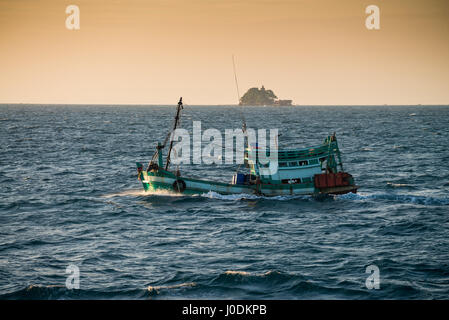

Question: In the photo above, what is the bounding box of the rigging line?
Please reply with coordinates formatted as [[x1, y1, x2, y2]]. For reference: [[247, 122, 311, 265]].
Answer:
[[232, 55, 247, 133], [232, 54, 241, 105], [165, 97, 184, 170], [148, 110, 177, 167]]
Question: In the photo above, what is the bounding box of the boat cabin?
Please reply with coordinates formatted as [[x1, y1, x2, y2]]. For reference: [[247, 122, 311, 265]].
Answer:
[[238, 135, 343, 185]]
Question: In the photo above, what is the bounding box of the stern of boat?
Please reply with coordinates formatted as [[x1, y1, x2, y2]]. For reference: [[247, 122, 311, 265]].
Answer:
[[313, 172, 358, 195]]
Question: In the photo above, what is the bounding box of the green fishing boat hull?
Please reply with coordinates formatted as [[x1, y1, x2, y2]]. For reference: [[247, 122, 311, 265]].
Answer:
[[137, 168, 356, 197]]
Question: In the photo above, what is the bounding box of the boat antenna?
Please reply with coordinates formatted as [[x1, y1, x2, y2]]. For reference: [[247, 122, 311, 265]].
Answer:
[[165, 97, 183, 170], [232, 55, 247, 133]]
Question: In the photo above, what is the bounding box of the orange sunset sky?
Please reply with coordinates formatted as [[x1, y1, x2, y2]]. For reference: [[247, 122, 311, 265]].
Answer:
[[0, 0, 448, 105]]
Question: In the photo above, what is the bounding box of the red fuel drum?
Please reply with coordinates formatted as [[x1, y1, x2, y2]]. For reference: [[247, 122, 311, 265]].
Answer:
[[314, 172, 352, 188], [327, 173, 336, 187], [317, 174, 327, 188]]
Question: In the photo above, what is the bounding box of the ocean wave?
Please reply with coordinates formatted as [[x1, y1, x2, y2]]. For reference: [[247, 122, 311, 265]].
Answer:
[[386, 182, 416, 189], [101, 189, 182, 198], [392, 145, 408, 150], [223, 270, 282, 277], [213, 270, 290, 284], [376, 220, 436, 235], [144, 270, 294, 298], [101, 189, 315, 201], [0, 284, 147, 300], [147, 282, 196, 295], [102, 188, 449, 206], [208, 270, 368, 299], [0, 269, 443, 300], [201, 191, 311, 202], [336, 192, 449, 205], [224, 270, 252, 276]]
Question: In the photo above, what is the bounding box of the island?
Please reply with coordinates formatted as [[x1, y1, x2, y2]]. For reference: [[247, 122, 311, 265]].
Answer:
[[239, 86, 293, 106]]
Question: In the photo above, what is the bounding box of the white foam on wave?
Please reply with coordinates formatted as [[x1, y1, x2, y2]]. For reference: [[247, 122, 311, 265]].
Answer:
[[201, 191, 260, 201], [224, 270, 281, 277], [387, 182, 412, 188], [101, 188, 448, 206], [224, 270, 251, 276], [26, 284, 65, 290], [101, 188, 182, 198], [201, 191, 309, 201], [101, 189, 146, 198], [142, 189, 184, 197], [336, 192, 368, 201], [103, 189, 308, 201], [147, 282, 196, 293]]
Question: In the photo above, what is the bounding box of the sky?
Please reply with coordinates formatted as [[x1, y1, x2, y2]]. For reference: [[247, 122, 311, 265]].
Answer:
[[0, 0, 448, 105]]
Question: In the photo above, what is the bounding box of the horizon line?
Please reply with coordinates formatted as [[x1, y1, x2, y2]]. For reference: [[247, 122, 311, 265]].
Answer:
[[1, 103, 449, 107]]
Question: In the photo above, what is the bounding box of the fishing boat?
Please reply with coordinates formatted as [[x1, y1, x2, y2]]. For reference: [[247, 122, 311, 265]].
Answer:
[[136, 98, 358, 197]]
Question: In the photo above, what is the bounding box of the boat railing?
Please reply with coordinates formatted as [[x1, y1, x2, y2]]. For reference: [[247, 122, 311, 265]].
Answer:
[[245, 142, 337, 162]]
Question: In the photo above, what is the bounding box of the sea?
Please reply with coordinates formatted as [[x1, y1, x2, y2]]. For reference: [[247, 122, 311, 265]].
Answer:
[[0, 104, 448, 299]]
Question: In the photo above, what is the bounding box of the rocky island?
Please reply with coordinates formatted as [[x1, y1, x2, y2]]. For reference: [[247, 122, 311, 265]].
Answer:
[[239, 86, 292, 106]]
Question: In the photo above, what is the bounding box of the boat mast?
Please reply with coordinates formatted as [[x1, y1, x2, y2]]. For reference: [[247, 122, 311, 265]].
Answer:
[[165, 97, 183, 170], [232, 55, 246, 133]]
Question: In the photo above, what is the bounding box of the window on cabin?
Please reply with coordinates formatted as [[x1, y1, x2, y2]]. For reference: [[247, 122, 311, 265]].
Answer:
[[279, 162, 288, 168], [289, 161, 298, 167], [309, 159, 318, 165], [299, 160, 308, 166]]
